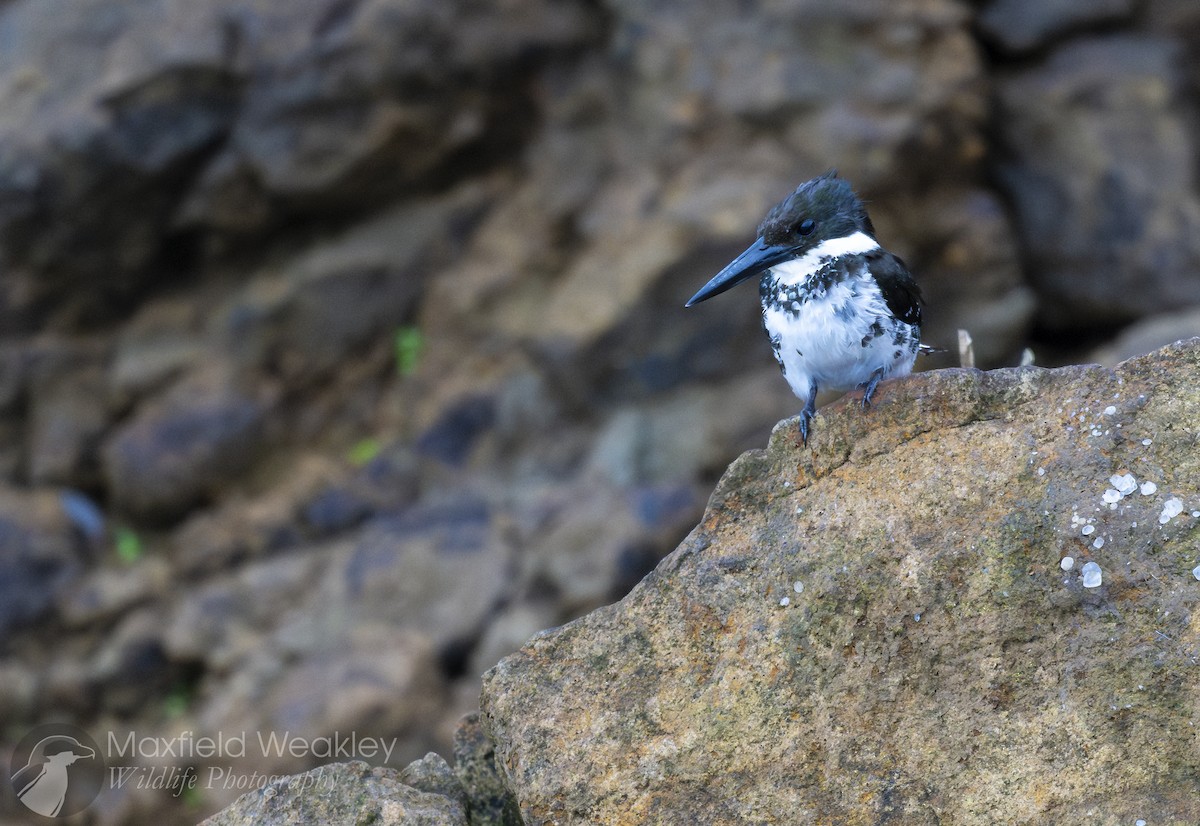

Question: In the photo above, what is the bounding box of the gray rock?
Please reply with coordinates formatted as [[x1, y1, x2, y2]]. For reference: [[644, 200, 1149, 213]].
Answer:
[[0, 661, 38, 721], [9, 338, 112, 486], [192, 625, 446, 781], [110, 297, 206, 402], [452, 713, 521, 826], [208, 184, 490, 389], [102, 370, 271, 520], [1090, 307, 1200, 366], [483, 339, 1200, 825], [202, 761, 467, 826], [185, 0, 599, 225], [516, 479, 703, 618], [82, 606, 177, 716], [325, 502, 511, 656], [0, 343, 31, 414], [28, 362, 111, 486], [56, 556, 170, 628], [398, 753, 468, 812], [978, 0, 1136, 53], [466, 602, 561, 685], [0, 0, 595, 323], [0, 0, 245, 313], [0, 486, 85, 636], [162, 548, 325, 669], [168, 452, 349, 575], [996, 35, 1200, 330]]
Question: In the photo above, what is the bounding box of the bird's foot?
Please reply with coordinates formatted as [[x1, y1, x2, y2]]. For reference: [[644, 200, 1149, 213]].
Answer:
[[798, 408, 814, 446], [860, 367, 885, 411], [798, 382, 819, 446]]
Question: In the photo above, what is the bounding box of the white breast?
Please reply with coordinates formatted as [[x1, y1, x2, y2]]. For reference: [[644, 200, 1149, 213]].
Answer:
[[762, 255, 918, 398]]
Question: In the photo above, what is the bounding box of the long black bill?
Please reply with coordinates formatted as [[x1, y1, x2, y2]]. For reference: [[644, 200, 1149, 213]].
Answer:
[[684, 240, 798, 307]]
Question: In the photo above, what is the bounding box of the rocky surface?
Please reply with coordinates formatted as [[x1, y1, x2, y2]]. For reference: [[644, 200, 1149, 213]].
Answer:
[[202, 715, 520, 826], [483, 339, 1200, 825], [1, 0, 1199, 823], [201, 759, 468, 826]]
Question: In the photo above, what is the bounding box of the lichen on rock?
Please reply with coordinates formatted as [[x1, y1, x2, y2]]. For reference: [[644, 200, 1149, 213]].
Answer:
[[481, 339, 1200, 825]]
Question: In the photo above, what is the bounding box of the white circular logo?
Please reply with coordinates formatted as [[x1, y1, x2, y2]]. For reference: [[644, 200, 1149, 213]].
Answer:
[[9, 724, 105, 818]]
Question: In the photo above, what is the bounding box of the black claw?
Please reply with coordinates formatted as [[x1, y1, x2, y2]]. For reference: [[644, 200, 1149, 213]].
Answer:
[[798, 410, 812, 445], [861, 367, 885, 410], [798, 381, 819, 446]]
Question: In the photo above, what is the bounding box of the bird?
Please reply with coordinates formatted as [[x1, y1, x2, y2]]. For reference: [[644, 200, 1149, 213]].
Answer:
[[12, 734, 96, 817], [685, 171, 923, 445]]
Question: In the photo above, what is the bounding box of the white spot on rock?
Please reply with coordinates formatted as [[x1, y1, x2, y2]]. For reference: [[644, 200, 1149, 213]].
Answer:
[[1160, 498, 1184, 524], [1142, 438, 1153, 446], [1102, 488, 1123, 504], [1081, 561, 1103, 588], [1192, 565, 1200, 582], [1082, 524, 1095, 536], [1060, 556, 1075, 571], [1110, 473, 1137, 495], [1103, 405, 1117, 416], [1092, 537, 1105, 549], [1140, 481, 1157, 495], [793, 581, 804, 594], [779, 596, 790, 607]]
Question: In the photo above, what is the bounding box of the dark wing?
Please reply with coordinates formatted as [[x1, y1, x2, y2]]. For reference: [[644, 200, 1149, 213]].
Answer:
[[866, 250, 922, 328]]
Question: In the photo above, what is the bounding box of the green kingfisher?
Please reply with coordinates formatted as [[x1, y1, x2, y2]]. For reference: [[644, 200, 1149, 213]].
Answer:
[[686, 171, 923, 445]]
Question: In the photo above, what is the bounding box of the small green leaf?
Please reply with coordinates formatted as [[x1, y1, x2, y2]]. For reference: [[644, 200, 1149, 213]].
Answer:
[[347, 438, 382, 466], [163, 687, 190, 718], [394, 326, 425, 376], [115, 527, 143, 564], [180, 784, 203, 809]]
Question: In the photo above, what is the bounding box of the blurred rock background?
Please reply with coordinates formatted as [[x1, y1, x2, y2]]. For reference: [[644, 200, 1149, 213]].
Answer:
[[0, 0, 1197, 822]]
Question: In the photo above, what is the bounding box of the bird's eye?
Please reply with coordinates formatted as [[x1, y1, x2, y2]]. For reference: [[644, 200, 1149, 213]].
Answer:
[[798, 218, 816, 236]]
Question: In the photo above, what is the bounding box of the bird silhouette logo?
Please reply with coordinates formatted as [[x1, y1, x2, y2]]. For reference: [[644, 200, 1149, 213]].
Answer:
[[8, 724, 104, 818]]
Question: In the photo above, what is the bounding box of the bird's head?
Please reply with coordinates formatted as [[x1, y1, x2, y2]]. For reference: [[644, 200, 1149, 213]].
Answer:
[[33, 735, 96, 766], [685, 171, 875, 306]]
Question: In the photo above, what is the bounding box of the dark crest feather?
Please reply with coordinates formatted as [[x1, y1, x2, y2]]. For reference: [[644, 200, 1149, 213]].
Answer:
[[757, 171, 874, 246]]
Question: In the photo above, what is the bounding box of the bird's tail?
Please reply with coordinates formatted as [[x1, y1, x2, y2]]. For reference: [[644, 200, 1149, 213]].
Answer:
[[917, 343, 947, 356]]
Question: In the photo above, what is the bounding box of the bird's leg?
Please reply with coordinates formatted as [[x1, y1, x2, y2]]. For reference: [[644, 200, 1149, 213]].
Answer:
[[798, 380, 819, 445], [860, 367, 885, 410]]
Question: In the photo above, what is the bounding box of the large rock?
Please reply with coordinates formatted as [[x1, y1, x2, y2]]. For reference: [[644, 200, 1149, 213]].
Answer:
[[995, 35, 1200, 330], [483, 338, 1200, 825], [0, 0, 247, 316], [0, 0, 598, 320], [446, 0, 1030, 372]]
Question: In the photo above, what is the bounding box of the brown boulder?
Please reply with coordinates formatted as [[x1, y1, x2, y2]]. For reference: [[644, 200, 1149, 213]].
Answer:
[[483, 339, 1200, 825]]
